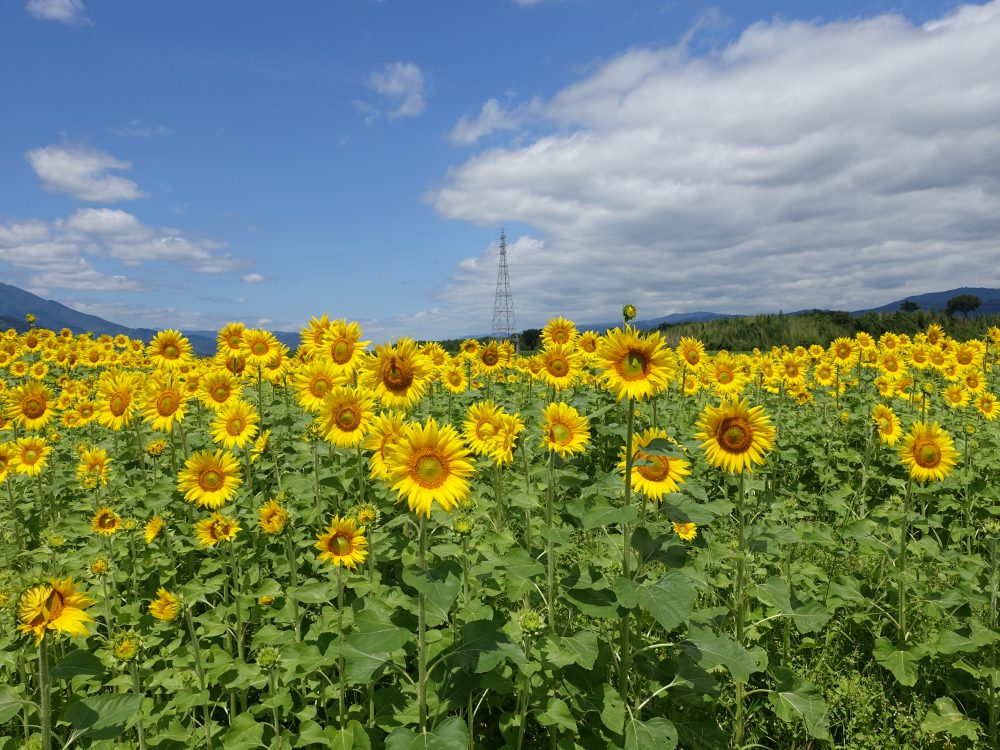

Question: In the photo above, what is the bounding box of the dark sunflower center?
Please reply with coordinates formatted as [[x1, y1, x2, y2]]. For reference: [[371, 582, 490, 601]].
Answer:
[[551, 423, 571, 444], [163, 344, 179, 359], [331, 340, 352, 364], [620, 350, 647, 379], [44, 590, 65, 620], [336, 404, 360, 430], [23, 397, 44, 419], [329, 533, 352, 555], [109, 393, 129, 416], [157, 392, 180, 416], [311, 378, 330, 397], [552, 330, 569, 344], [718, 369, 733, 384], [914, 439, 941, 468], [383, 357, 414, 392], [200, 469, 223, 491], [23, 448, 39, 463], [212, 385, 230, 402], [252, 342, 268, 356], [636, 455, 670, 482], [227, 417, 245, 436], [548, 356, 568, 376], [718, 417, 753, 453], [415, 454, 446, 487], [482, 351, 499, 367], [878, 417, 892, 432], [98, 513, 116, 529]]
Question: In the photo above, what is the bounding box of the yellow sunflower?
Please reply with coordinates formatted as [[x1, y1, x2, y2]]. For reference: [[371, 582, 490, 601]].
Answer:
[[177, 450, 242, 509], [361, 338, 430, 409], [672, 522, 698, 542], [441, 362, 468, 394], [0, 443, 16, 483], [318, 320, 370, 376], [316, 386, 375, 448], [199, 369, 243, 412], [541, 316, 578, 348], [486, 412, 525, 467], [77, 448, 111, 488], [537, 344, 581, 391], [149, 587, 180, 622], [293, 359, 346, 412], [12, 435, 52, 476], [210, 400, 260, 450], [5, 380, 55, 432], [144, 516, 165, 544], [706, 351, 747, 398], [216, 321, 246, 358], [258, 499, 288, 534], [141, 376, 187, 433], [541, 402, 591, 457], [976, 392, 999, 420], [596, 326, 675, 401], [872, 404, 903, 446], [386, 418, 474, 517], [577, 330, 600, 359], [147, 329, 193, 370], [91, 506, 121, 535], [193, 511, 242, 547], [898, 421, 958, 482], [315, 515, 368, 569], [298, 313, 332, 356], [829, 337, 856, 365], [363, 410, 408, 481], [695, 399, 775, 474], [240, 328, 280, 367], [97, 371, 143, 431], [619, 428, 691, 501], [18, 577, 95, 644], [676, 337, 706, 369], [463, 401, 505, 456]]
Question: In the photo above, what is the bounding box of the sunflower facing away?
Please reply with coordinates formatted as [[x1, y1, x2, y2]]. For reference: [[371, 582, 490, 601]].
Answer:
[[898, 421, 958, 482], [620, 428, 691, 501], [258, 499, 289, 535], [542, 402, 591, 457], [695, 398, 775, 474], [315, 515, 368, 569], [596, 326, 676, 401], [149, 588, 180, 622], [18, 577, 95, 644], [386, 418, 474, 517], [177, 450, 242, 509]]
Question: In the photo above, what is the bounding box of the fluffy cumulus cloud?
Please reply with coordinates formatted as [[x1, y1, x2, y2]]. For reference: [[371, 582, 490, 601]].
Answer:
[[25, 145, 146, 202], [25, 0, 89, 24], [367, 62, 427, 120], [425, 2, 1000, 337], [449, 98, 524, 145]]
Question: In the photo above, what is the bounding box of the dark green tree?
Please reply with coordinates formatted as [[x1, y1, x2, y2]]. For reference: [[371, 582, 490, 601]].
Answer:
[[945, 294, 981, 318], [519, 328, 542, 351], [899, 299, 919, 312]]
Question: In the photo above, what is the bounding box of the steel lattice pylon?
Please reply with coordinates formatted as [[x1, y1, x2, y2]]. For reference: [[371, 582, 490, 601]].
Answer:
[[490, 228, 516, 342]]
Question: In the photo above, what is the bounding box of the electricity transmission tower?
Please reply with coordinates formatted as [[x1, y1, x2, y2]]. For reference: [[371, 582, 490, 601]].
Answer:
[[491, 229, 516, 344]]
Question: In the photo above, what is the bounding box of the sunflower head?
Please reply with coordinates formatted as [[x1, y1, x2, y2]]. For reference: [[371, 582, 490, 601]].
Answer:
[[541, 402, 591, 457], [18, 578, 95, 644], [898, 421, 959, 482], [386, 418, 474, 517], [149, 588, 181, 622], [695, 398, 775, 474], [315, 515, 368, 569], [596, 326, 675, 401], [258, 499, 289, 535]]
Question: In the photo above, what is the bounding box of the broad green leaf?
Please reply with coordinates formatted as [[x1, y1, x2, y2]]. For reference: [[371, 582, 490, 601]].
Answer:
[[222, 714, 266, 748], [51, 648, 106, 680], [768, 667, 831, 741], [536, 697, 577, 732], [385, 716, 469, 750], [600, 684, 625, 733], [684, 627, 757, 681], [634, 572, 695, 632], [450, 619, 525, 673], [624, 717, 678, 750], [403, 560, 462, 626], [63, 693, 144, 740], [291, 581, 336, 604], [581, 504, 640, 530], [0, 686, 24, 725], [873, 637, 920, 686], [347, 608, 411, 654], [920, 697, 980, 740], [543, 630, 599, 670]]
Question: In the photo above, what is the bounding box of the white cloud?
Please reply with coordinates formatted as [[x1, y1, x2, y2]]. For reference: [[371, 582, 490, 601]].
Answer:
[[243, 273, 265, 284], [26, 0, 89, 24], [25, 145, 146, 202], [449, 98, 523, 145], [423, 1, 1000, 337], [368, 62, 426, 120]]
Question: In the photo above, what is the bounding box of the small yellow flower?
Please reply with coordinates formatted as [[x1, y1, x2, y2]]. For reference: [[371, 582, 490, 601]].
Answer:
[[149, 588, 180, 622]]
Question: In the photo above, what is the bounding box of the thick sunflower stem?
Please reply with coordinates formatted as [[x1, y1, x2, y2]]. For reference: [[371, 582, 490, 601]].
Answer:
[[269, 668, 282, 742], [898, 477, 913, 647], [38, 639, 51, 750], [989, 535, 998, 740], [284, 530, 302, 641], [417, 515, 429, 732], [618, 397, 636, 703], [733, 471, 748, 749], [131, 661, 148, 750], [5, 479, 24, 554], [184, 608, 213, 750], [545, 451, 557, 633], [337, 565, 346, 729], [133, 419, 150, 489], [461, 535, 471, 610], [515, 635, 533, 750], [100, 573, 114, 640]]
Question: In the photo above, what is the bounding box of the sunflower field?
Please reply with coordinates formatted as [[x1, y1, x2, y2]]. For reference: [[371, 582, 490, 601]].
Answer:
[[0, 313, 998, 750]]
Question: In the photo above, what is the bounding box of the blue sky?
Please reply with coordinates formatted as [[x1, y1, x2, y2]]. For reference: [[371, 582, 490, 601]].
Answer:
[[1, 0, 998, 340]]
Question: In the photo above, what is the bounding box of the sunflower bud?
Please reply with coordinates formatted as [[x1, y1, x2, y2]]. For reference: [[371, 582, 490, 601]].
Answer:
[[256, 645, 280, 669], [622, 304, 637, 323], [112, 631, 142, 662], [517, 607, 544, 636]]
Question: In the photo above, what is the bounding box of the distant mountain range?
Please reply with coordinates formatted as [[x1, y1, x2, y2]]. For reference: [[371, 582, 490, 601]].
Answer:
[[1, 282, 998, 355]]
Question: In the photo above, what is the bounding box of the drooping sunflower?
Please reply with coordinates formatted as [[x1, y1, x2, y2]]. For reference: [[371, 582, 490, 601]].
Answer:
[[486, 412, 526, 467], [619, 428, 691, 501], [258, 499, 288, 535], [293, 359, 345, 412], [141, 376, 188, 433], [361, 338, 430, 409], [177, 450, 242, 509], [0, 443, 16, 483], [149, 588, 180, 622], [147, 329, 193, 370], [541, 316, 578, 348], [695, 399, 775, 474], [898, 421, 958, 482], [316, 386, 375, 448], [541, 402, 591, 457], [596, 326, 676, 401], [18, 577, 95, 644], [318, 320, 370, 376], [5, 379, 55, 432], [363, 409, 408, 482], [385, 418, 474, 517], [12, 435, 52, 476], [210, 399, 260, 450], [91, 506, 121, 536], [77, 448, 111, 488], [144, 516, 165, 544], [193, 511, 242, 547], [537, 344, 581, 391], [872, 404, 903, 446], [315, 515, 368, 569]]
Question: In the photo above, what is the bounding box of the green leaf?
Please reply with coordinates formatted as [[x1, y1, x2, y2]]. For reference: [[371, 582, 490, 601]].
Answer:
[[450, 619, 525, 673], [624, 717, 678, 750], [768, 668, 831, 741], [0, 686, 24, 725], [347, 608, 411, 654], [385, 717, 469, 750], [291, 581, 336, 604], [920, 697, 980, 740], [639, 438, 683, 457], [63, 693, 144, 740], [543, 630, 599, 669], [536, 697, 578, 732], [51, 648, 106, 680], [873, 637, 920, 686], [403, 560, 462, 626], [684, 627, 757, 681], [600, 684, 625, 733], [581, 504, 641, 529], [634, 572, 695, 632], [222, 714, 266, 748]]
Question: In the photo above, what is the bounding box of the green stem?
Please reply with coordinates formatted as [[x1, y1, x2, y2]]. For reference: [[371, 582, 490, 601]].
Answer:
[[39, 639, 51, 750], [515, 636, 532, 750], [989, 535, 998, 741], [418, 515, 428, 732], [898, 477, 913, 646], [100, 574, 114, 640], [734, 471, 748, 749], [545, 451, 556, 633], [337, 565, 346, 729], [184, 608, 213, 750], [131, 661, 148, 750], [269, 668, 282, 742], [618, 397, 636, 702], [5, 479, 23, 553], [283, 530, 302, 641]]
